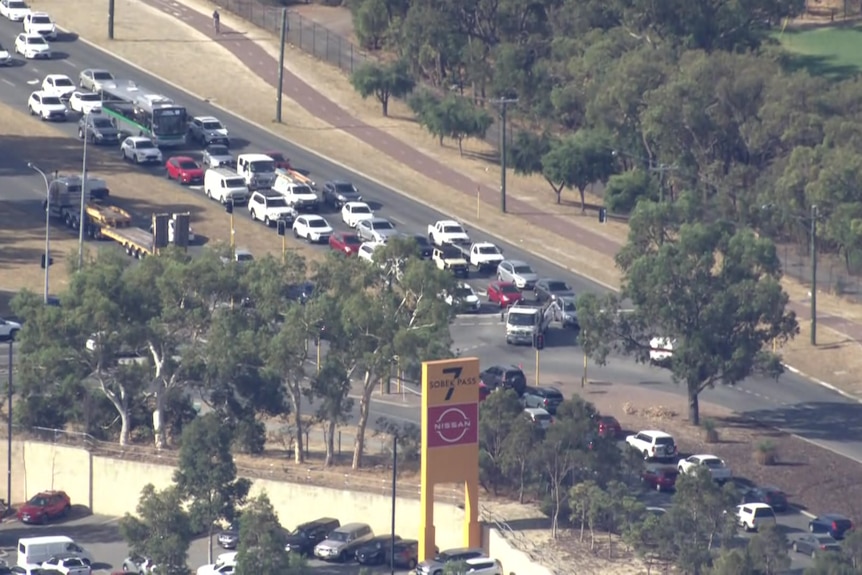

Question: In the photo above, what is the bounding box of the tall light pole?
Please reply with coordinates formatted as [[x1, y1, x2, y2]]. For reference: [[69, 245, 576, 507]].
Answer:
[[28, 162, 51, 304], [810, 204, 818, 346], [6, 341, 12, 516], [490, 97, 518, 214], [78, 112, 91, 270]]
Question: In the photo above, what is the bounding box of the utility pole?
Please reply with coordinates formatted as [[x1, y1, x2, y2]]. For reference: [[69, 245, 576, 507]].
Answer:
[[650, 162, 678, 202], [6, 341, 12, 516], [78, 112, 90, 270], [28, 163, 51, 304], [276, 8, 287, 123], [108, 0, 115, 39], [810, 204, 818, 346], [491, 97, 518, 213]]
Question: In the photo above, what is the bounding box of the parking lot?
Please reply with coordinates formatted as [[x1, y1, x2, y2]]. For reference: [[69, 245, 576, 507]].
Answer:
[[0, 513, 414, 574]]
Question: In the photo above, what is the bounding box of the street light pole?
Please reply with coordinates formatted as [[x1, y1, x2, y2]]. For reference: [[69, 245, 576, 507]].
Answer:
[[6, 341, 12, 516], [78, 112, 90, 270], [28, 163, 51, 304], [491, 97, 518, 214], [810, 204, 818, 346]]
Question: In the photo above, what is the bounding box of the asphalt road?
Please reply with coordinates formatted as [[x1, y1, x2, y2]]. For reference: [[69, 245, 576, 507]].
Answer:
[[0, 14, 861, 526], [0, 513, 412, 574]]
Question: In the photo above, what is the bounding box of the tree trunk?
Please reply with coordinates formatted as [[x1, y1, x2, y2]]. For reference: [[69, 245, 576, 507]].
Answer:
[[324, 420, 335, 467], [289, 385, 304, 464], [153, 390, 167, 450], [554, 188, 562, 204], [381, 95, 389, 117], [517, 460, 525, 504], [438, 134, 444, 146], [352, 371, 375, 470], [579, 188, 586, 213], [551, 486, 559, 539], [688, 388, 700, 426], [118, 405, 131, 447], [458, 137, 464, 157], [98, 381, 131, 446]]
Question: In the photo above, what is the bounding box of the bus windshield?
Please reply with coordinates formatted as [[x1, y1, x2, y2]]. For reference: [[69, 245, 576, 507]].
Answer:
[[153, 108, 187, 136]]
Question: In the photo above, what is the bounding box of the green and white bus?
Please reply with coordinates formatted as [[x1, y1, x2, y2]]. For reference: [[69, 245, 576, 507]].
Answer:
[[100, 80, 188, 148]]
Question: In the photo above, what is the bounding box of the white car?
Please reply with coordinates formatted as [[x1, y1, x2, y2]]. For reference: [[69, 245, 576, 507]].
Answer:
[[0, 317, 21, 340], [78, 68, 115, 93], [0, 41, 11, 66], [357, 241, 383, 264], [625, 430, 678, 460], [42, 74, 76, 100], [341, 201, 375, 228], [40, 556, 90, 575], [0, 0, 30, 21], [524, 407, 551, 430], [445, 282, 481, 312], [121, 136, 163, 164], [196, 552, 236, 575], [677, 454, 732, 482], [68, 91, 102, 114], [23, 11, 56, 38], [736, 503, 776, 532], [293, 215, 333, 244], [356, 217, 398, 243], [649, 337, 675, 364], [28, 91, 67, 121], [14, 32, 50, 59], [459, 557, 503, 575]]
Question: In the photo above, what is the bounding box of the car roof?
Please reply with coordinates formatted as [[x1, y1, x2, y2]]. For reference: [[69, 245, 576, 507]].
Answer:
[[691, 454, 721, 459], [30, 11, 50, 17], [300, 214, 326, 221], [126, 136, 153, 143], [234, 248, 252, 257], [195, 115, 220, 122], [367, 216, 390, 223], [524, 407, 549, 416], [45, 73, 70, 80], [532, 386, 561, 394], [638, 430, 673, 438], [743, 503, 774, 509], [21, 33, 45, 39], [344, 201, 368, 207], [502, 259, 528, 266], [820, 513, 850, 520], [169, 156, 196, 162]]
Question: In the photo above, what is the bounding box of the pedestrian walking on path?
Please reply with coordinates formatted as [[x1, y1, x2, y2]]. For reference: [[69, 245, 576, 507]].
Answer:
[[212, 9, 220, 34]]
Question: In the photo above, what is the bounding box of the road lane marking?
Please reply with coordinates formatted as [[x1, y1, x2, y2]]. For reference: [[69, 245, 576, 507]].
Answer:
[[1, 79, 14, 87], [63, 59, 77, 68]]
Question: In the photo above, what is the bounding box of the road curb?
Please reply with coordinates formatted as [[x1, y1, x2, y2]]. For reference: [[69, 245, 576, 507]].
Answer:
[[793, 506, 816, 520], [782, 364, 862, 404]]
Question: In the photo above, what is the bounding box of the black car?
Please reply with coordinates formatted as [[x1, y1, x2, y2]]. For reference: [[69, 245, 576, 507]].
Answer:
[[533, 278, 575, 303], [407, 233, 433, 259], [521, 386, 563, 414], [77, 111, 120, 145], [355, 534, 401, 565], [480, 365, 528, 396], [792, 534, 842, 558], [218, 520, 241, 549], [741, 486, 789, 512], [809, 513, 854, 539], [323, 180, 361, 208], [284, 517, 340, 555]]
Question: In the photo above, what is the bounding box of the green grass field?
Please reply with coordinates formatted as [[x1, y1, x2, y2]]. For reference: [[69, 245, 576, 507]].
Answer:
[[778, 25, 862, 79]]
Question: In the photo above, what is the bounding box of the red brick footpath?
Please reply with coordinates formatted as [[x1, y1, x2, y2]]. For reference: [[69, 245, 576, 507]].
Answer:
[[143, 0, 862, 348]]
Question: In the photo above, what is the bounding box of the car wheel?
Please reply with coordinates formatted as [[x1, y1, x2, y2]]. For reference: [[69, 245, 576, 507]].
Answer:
[[9, 330, 18, 342], [264, 216, 271, 226], [792, 543, 798, 553], [338, 551, 346, 563], [165, 170, 171, 180], [809, 524, 816, 533], [250, 209, 257, 221], [133, 155, 139, 164], [293, 227, 299, 238], [655, 483, 662, 492], [407, 559, 417, 570], [643, 450, 649, 460]]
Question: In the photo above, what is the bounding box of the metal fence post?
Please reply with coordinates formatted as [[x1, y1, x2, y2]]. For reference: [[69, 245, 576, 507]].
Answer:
[[325, 28, 329, 63], [338, 34, 342, 70], [313, 23, 317, 58], [298, 14, 303, 50]]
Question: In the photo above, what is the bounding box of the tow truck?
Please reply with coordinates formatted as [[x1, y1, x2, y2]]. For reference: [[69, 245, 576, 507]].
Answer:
[[271, 168, 320, 211]]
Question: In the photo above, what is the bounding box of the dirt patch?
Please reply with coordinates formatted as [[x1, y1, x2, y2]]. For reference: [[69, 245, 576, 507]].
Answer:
[[0, 101, 324, 298]]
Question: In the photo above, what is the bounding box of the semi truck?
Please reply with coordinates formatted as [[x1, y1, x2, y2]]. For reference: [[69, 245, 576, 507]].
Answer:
[[45, 174, 191, 258]]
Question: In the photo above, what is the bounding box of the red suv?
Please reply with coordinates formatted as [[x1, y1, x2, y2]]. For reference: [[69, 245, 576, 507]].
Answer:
[[486, 281, 523, 308], [596, 415, 622, 439], [17, 490, 71, 524], [641, 468, 678, 492]]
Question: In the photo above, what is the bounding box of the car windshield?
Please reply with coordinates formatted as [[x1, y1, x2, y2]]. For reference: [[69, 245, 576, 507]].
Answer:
[[328, 532, 349, 543], [179, 160, 198, 169], [293, 185, 313, 194], [508, 313, 535, 326], [559, 299, 576, 311], [702, 458, 723, 467], [413, 235, 429, 246], [28, 496, 48, 506], [655, 437, 674, 445], [335, 183, 355, 194], [9, 1, 26, 8], [267, 197, 288, 208], [249, 161, 275, 173], [54, 78, 73, 87], [308, 219, 327, 228], [32, 15, 50, 23], [351, 205, 371, 214], [533, 412, 551, 422], [513, 265, 533, 274], [93, 117, 112, 128], [455, 287, 473, 298], [28, 36, 47, 45], [443, 225, 464, 234], [753, 507, 775, 518], [373, 220, 394, 230], [78, 93, 100, 101], [42, 96, 62, 105], [93, 71, 113, 80], [208, 145, 229, 155], [546, 281, 570, 291], [268, 153, 285, 162], [225, 178, 245, 188], [202, 121, 223, 130], [478, 245, 500, 255], [499, 283, 519, 294], [342, 235, 361, 246], [136, 140, 155, 149], [236, 253, 254, 262], [441, 246, 461, 259]]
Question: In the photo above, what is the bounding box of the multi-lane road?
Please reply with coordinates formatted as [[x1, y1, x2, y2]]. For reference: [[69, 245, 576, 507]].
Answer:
[[0, 15, 859, 571]]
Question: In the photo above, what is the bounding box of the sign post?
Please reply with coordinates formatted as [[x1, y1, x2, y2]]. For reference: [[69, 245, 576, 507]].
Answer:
[[419, 357, 481, 561]]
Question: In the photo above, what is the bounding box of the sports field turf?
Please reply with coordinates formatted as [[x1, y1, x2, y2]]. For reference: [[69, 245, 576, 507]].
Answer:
[[778, 25, 862, 79]]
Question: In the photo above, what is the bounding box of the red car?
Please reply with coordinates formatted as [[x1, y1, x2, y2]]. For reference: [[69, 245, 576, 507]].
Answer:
[[641, 467, 678, 492], [17, 490, 71, 524], [165, 156, 204, 185], [486, 281, 523, 307], [479, 382, 491, 402], [329, 231, 362, 256], [596, 415, 622, 438], [264, 151, 291, 170]]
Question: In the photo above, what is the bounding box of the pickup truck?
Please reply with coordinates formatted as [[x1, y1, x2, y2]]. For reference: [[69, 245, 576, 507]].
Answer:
[[505, 303, 552, 345], [432, 245, 469, 277], [272, 168, 319, 211], [451, 241, 504, 271], [427, 219, 470, 246]]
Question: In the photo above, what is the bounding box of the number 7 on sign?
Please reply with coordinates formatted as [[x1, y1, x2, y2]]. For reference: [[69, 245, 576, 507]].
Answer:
[[441, 367, 462, 402]]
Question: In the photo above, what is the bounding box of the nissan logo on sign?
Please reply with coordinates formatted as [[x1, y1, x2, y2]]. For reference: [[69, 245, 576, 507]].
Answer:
[[427, 403, 478, 448]]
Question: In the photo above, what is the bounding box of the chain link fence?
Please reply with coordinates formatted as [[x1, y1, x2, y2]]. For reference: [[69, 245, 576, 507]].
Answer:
[[211, 0, 372, 74], [779, 244, 862, 303]]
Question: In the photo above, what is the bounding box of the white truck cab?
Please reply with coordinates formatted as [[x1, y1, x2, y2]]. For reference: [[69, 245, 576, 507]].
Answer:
[[236, 153, 276, 190], [272, 168, 319, 211], [505, 303, 551, 345]]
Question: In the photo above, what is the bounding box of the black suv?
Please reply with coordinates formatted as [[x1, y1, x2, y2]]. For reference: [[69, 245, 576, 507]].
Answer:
[[480, 365, 527, 396], [284, 517, 340, 555], [77, 112, 120, 145], [522, 386, 564, 414], [322, 180, 361, 209]]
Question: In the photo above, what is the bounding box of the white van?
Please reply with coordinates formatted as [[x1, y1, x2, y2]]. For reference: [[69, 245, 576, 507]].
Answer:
[[204, 168, 250, 205], [17, 536, 93, 567]]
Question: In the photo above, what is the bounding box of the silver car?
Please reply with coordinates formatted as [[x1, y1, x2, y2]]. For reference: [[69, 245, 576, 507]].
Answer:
[[356, 217, 398, 243], [496, 259, 538, 290], [202, 144, 235, 168], [78, 68, 115, 92], [416, 547, 486, 575]]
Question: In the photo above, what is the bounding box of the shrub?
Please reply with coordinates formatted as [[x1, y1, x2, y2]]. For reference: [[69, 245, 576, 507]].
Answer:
[[702, 418, 720, 443], [754, 440, 778, 465]]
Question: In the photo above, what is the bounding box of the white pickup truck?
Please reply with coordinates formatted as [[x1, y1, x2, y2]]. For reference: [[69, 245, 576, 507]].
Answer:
[[427, 219, 470, 246], [236, 153, 277, 190], [272, 169, 319, 211], [452, 241, 504, 271]]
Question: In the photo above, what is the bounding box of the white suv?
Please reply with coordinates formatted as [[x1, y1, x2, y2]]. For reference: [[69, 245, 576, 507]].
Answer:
[[247, 191, 296, 227], [28, 91, 67, 121], [625, 430, 678, 461], [736, 503, 776, 532], [0, 317, 21, 340]]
